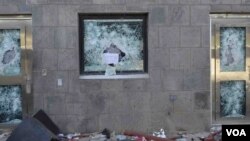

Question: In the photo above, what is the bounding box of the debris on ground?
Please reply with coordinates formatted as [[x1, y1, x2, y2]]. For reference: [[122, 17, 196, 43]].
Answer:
[[153, 129, 167, 138], [1, 109, 223, 141], [0, 130, 11, 141]]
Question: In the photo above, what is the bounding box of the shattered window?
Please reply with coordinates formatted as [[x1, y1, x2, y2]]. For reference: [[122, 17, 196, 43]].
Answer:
[[0, 85, 22, 124], [220, 81, 246, 118], [79, 14, 148, 76], [0, 29, 21, 76], [220, 27, 246, 72]]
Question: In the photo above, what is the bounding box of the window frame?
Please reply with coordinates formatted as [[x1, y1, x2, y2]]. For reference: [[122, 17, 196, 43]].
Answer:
[[0, 15, 32, 128], [210, 13, 250, 124], [78, 13, 149, 79]]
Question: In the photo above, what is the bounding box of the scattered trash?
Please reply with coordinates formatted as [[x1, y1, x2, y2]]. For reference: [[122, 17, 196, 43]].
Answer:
[[116, 135, 127, 141], [2, 109, 223, 141], [101, 128, 111, 139], [153, 129, 167, 138], [0, 130, 11, 141], [124, 130, 176, 141]]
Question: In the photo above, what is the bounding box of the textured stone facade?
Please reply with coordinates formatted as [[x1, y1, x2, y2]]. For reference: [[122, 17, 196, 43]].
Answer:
[[0, 0, 248, 134]]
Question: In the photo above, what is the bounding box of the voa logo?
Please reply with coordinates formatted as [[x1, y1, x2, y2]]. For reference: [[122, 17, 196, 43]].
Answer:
[[226, 129, 247, 136]]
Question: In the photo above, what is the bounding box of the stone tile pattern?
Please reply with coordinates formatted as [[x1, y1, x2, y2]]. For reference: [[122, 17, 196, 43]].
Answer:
[[0, 0, 246, 134]]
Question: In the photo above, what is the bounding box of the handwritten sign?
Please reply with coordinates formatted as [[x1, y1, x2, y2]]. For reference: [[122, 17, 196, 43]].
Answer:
[[103, 53, 119, 65]]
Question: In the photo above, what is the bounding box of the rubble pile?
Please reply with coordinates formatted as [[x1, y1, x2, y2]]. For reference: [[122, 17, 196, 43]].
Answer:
[[0, 110, 222, 141]]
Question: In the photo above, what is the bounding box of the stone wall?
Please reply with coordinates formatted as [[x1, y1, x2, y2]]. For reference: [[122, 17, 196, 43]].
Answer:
[[1, 0, 250, 134]]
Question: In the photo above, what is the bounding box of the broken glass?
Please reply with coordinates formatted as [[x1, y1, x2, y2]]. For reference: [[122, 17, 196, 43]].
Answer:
[[0, 29, 21, 76], [83, 19, 144, 73], [220, 80, 246, 118], [0, 85, 22, 124], [220, 27, 246, 72]]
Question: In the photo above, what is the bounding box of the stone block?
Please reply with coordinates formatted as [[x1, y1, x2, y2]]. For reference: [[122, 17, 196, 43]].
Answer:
[[181, 27, 201, 47], [147, 68, 163, 91], [127, 92, 151, 112], [64, 115, 85, 132], [191, 48, 210, 69], [148, 26, 159, 49], [170, 111, 210, 132], [162, 69, 184, 91], [93, 0, 112, 4], [202, 26, 210, 47], [101, 80, 123, 91], [179, 0, 201, 4], [194, 91, 210, 110], [106, 91, 130, 114], [158, 0, 179, 4], [149, 48, 169, 68], [5, 0, 26, 5], [33, 50, 43, 70], [65, 103, 87, 115], [150, 111, 175, 132], [18, 4, 31, 13], [33, 71, 57, 93], [0, 5, 19, 14], [81, 117, 99, 132], [42, 49, 58, 70], [149, 7, 166, 25], [104, 5, 126, 12], [111, 0, 126, 4], [78, 5, 106, 13], [231, 5, 250, 12], [56, 71, 69, 93], [33, 27, 55, 49], [130, 111, 151, 132], [191, 6, 210, 25], [58, 5, 79, 26], [55, 27, 77, 48], [42, 5, 58, 26], [33, 93, 44, 113], [48, 0, 92, 4], [170, 91, 193, 113], [65, 103, 74, 115], [85, 91, 109, 115], [26, 0, 47, 4], [200, 0, 222, 4], [123, 80, 148, 92], [222, 0, 241, 4], [183, 69, 210, 91], [159, 26, 179, 48], [119, 112, 135, 131], [210, 5, 232, 12], [31, 5, 43, 26], [80, 80, 101, 92], [170, 48, 191, 69], [58, 49, 78, 70], [125, 0, 157, 5], [68, 71, 81, 94], [52, 116, 68, 132], [167, 5, 189, 25], [242, 0, 250, 4], [99, 114, 121, 131], [65, 93, 84, 103], [125, 4, 148, 12], [150, 92, 172, 112], [44, 94, 66, 115]]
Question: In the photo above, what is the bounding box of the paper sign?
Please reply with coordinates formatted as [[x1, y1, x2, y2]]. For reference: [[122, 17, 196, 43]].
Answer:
[[103, 53, 119, 65]]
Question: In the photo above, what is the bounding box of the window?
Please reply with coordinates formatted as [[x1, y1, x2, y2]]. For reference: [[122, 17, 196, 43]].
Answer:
[[0, 15, 32, 126], [79, 13, 148, 79], [210, 14, 250, 124]]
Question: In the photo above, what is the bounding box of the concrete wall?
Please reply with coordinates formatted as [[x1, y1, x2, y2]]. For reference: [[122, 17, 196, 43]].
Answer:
[[1, 0, 250, 134]]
